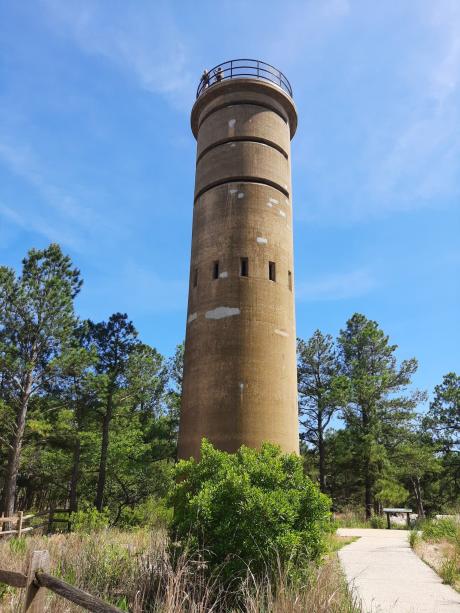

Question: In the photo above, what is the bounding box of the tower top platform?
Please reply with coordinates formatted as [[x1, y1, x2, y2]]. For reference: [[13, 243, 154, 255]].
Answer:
[[191, 61, 297, 140], [196, 59, 293, 99]]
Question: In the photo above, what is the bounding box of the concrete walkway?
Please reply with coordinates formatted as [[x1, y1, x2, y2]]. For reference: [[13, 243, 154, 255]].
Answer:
[[337, 528, 460, 613]]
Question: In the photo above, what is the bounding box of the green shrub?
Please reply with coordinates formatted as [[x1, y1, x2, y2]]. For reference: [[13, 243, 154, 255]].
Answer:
[[118, 496, 172, 529], [370, 516, 386, 529], [70, 504, 110, 534], [422, 518, 459, 542], [170, 440, 331, 580]]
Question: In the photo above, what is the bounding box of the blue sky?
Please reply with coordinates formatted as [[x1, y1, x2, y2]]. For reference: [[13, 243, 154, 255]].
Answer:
[[0, 0, 459, 404]]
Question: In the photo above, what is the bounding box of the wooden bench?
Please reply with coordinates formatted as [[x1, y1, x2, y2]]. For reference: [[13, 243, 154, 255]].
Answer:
[[383, 507, 413, 529]]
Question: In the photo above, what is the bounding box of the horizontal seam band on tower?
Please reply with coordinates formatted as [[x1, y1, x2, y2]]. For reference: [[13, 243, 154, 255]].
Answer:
[[198, 101, 288, 131], [194, 177, 290, 203], [196, 137, 288, 164]]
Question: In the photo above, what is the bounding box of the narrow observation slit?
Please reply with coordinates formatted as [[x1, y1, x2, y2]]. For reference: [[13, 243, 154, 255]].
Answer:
[[193, 268, 198, 287], [240, 257, 249, 277], [288, 270, 292, 291], [213, 260, 219, 280], [269, 261, 276, 282]]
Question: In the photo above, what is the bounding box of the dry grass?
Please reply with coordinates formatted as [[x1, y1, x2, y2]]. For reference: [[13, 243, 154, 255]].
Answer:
[[0, 528, 360, 612], [412, 517, 460, 592]]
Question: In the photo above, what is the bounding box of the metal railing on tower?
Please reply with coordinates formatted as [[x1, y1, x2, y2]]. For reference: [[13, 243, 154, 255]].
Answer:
[[196, 59, 293, 99]]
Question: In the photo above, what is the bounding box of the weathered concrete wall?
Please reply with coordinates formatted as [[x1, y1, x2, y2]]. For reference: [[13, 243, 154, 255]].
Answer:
[[178, 78, 299, 459]]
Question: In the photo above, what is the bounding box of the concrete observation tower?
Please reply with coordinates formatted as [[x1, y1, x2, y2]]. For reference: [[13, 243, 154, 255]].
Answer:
[[178, 59, 299, 459]]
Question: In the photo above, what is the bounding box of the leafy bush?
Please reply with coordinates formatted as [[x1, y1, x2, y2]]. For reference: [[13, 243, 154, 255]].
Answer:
[[118, 496, 173, 529], [369, 516, 386, 529], [170, 440, 331, 580], [422, 518, 459, 542], [70, 503, 110, 533]]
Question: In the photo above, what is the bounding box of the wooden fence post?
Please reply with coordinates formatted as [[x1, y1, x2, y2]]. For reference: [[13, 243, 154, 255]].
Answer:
[[23, 550, 50, 613], [17, 511, 24, 538]]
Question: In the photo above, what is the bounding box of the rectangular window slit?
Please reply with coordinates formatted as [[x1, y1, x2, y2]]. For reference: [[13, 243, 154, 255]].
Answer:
[[288, 270, 292, 291], [240, 257, 249, 277], [269, 261, 276, 282], [213, 260, 219, 280], [193, 268, 198, 287]]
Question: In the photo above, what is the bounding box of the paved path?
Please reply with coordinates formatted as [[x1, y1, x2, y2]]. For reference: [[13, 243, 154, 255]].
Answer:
[[337, 528, 460, 613]]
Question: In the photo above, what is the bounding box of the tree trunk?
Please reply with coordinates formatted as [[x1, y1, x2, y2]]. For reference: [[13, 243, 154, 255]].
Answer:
[[69, 438, 81, 513], [95, 392, 113, 511], [365, 472, 373, 519], [1, 375, 32, 522], [318, 421, 326, 492], [412, 477, 425, 519]]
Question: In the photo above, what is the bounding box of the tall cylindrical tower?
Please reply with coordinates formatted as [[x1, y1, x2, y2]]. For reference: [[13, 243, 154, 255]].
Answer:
[[178, 60, 299, 459]]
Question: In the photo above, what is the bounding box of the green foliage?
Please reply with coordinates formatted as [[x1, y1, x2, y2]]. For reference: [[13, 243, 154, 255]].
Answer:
[[424, 373, 460, 452], [9, 537, 27, 555], [171, 439, 331, 580], [297, 331, 348, 491], [409, 530, 421, 548], [0, 244, 82, 515], [422, 518, 459, 542], [374, 477, 409, 508], [118, 496, 173, 529], [369, 516, 386, 529], [70, 504, 110, 533], [337, 313, 423, 518], [439, 555, 459, 585]]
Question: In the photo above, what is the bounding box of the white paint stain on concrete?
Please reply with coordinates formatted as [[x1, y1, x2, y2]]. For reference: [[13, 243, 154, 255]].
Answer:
[[187, 313, 197, 324], [257, 237, 268, 244], [205, 306, 241, 320], [237, 192, 245, 199], [219, 271, 228, 278], [229, 189, 238, 194], [228, 118, 236, 128], [269, 197, 279, 204], [275, 328, 288, 337], [279, 210, 286, 218]]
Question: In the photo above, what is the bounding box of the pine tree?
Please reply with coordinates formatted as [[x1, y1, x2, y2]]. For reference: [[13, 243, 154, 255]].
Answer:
[[337, 313, 423, 518], [84, 314, 139, 511], [297, 331, 347, 492], [0, 244, 81, 517]]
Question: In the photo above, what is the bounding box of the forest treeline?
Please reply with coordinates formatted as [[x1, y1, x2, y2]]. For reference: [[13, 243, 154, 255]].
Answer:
[[0, 244, 458, 523]]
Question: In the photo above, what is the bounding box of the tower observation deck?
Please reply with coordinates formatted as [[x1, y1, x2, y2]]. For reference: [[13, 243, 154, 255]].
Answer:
[[178, 59, 299, 459]]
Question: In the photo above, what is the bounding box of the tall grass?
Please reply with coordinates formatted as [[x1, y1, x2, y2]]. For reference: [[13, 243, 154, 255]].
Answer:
[[0, 528, 361, 612], [414, 516, 460, 590]]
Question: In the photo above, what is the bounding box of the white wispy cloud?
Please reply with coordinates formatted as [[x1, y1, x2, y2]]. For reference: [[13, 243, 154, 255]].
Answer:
[[0, 141, 113, 250], [368, 1, 460, 208], [296, 269, 376, 301], [290, 1, 460, 223], [40, 0, 195, 110]]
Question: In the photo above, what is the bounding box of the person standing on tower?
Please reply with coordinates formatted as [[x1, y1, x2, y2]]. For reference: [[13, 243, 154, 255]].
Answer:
[[201, 69, 210, 89]]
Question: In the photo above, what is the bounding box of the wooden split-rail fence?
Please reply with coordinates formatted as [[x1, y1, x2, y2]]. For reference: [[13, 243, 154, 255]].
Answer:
[[0, 510, 72, 538], [0, 549, 124, 612]]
